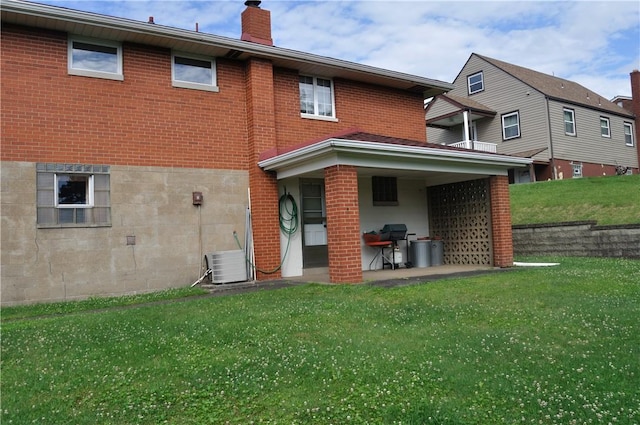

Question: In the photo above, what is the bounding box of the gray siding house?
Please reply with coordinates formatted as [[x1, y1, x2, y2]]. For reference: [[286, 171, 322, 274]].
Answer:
[[426, 53, 638, 182]]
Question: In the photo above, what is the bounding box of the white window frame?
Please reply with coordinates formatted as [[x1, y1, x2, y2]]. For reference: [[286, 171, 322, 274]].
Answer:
[[299, 75, 337, 121], [624, 122, 634, 147], [564, 108, 576, 136], [600, 117, 610, 138], [171, 52, 219, 92], [68, 36, 123, 81], [467, 71, 484, 95], [55, 174, 94, 208], [501, 111, 520, 140], [571, 162, 583, 178]]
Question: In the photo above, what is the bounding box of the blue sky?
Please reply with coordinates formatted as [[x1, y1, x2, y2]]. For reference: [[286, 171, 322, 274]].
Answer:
[[38, 0, 640, 100]]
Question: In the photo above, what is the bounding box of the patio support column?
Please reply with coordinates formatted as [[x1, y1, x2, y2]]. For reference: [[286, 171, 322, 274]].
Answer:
[[324, 165, 363, 283], [463, 110, 470, 142], [489, 175, 514, 267], [246, 57, 281, 280]]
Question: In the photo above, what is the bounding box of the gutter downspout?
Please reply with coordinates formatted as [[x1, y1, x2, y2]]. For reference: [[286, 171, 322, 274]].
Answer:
[[545, 96, 557, 180]]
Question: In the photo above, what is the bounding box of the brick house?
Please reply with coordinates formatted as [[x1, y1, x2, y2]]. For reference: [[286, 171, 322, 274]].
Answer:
[[1, 0, 530, 305], [426, 54, 638, 182]]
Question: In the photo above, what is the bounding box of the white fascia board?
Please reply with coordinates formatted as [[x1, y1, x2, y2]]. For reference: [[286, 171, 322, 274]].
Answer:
[[258, 138, 532, 178]]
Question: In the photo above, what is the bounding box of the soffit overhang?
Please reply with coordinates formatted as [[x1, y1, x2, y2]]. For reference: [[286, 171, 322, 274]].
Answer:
[[1, 0, 454, 98], [258, 138, 532, 183]]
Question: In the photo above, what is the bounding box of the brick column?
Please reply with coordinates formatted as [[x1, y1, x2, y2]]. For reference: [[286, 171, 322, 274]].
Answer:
[[324, 165, 363, 283], [489, 175, 514, 267], [246, 57, 281, 280]]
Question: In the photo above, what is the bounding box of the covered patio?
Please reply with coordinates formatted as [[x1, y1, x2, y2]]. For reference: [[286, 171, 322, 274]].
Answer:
[[258, 131, 532, 284]]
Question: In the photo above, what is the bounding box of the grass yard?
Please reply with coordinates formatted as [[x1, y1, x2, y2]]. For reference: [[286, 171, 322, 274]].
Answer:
[[2, 257, 639, 424], [509, 174, 640, 225]]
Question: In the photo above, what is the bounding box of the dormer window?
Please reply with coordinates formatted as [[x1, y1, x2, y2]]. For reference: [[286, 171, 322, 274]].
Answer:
[[68, 36, 123, 81], [299, 75, 337, 121], [467, 71, 484, 95]]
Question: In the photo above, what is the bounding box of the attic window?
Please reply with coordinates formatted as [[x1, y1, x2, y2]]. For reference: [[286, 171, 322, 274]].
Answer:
[[467, 71, 484, 95]]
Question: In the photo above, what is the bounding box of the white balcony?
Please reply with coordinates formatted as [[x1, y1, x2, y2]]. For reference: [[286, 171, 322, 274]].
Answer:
[[449, 140, 497, 153]]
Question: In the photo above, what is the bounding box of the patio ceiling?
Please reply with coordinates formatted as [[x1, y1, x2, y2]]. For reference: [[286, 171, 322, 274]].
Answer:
[[258, 137, 532, 186]]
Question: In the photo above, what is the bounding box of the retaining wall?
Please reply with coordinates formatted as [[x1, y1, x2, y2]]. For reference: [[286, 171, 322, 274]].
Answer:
[[512, 221, 640, 259]]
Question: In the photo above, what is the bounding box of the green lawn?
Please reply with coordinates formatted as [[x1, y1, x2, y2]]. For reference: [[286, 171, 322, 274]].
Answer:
[[510, 174, 640, 225], [2, 257, 639, 424]]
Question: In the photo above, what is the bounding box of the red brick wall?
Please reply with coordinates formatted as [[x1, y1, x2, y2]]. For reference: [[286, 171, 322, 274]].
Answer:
[[324, 165, 363, 283], [1, 25, 249, 169], [245, 58, 282, 280], [489, 175, 513, 267], [241, 6, 272, 45], [554, 159, 638, 179], [273, 68, 427, 150]]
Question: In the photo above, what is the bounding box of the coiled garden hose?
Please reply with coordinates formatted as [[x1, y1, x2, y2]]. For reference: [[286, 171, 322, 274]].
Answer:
[[234, 191, 299, 274]]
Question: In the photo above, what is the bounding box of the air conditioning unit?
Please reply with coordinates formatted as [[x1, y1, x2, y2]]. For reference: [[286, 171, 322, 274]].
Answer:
[[204, 250, 248, 284]]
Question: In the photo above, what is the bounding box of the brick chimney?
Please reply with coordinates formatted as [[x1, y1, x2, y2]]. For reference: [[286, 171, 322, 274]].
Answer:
[[241, 0, 273, 46], [631, 70, 640, 166]]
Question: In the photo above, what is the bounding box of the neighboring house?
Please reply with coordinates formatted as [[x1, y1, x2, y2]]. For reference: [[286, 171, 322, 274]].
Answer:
[[426, 53, 639, 182], [1, 1, 530, 305]]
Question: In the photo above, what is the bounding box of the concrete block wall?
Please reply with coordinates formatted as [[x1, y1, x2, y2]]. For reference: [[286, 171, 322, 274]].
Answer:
[[512, 221, 640, 259], [1, 162, 249, 305]]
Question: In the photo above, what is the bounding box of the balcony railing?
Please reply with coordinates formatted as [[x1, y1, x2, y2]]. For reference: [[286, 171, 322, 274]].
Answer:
[[449, 140, 497, 153]]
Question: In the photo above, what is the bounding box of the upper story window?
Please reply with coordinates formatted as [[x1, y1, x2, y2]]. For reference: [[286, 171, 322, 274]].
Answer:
[[172, 52, 218, 92], [563, 108, 576, 136], [299, 76, 336, 120], [501, 111, 520, 140], [68, 36, 123, 81], [600, 117, 611, 138], [467, 71, 484, 95], [37, 163, 111, 227], [624, 122, 634, 146]]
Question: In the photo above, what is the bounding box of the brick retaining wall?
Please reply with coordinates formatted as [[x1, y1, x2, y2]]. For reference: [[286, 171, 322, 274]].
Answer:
[[512, 221, 640, 259]]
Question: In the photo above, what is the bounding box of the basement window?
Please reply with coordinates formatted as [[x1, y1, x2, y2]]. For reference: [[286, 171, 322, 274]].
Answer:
[[172, 52, 218, 92], [571, 162, 583, 178], [372, 176, 398, 206], [68, 36, 123, 81], [37, 163, 111, 227]]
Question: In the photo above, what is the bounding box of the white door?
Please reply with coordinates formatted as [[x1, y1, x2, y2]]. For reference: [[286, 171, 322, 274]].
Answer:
[[301, 180, 327, 246], [301, 179, 328, 268]]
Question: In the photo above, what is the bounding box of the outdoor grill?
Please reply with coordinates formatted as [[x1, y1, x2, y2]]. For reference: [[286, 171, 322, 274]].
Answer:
[[378, 224, 408, 242]]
